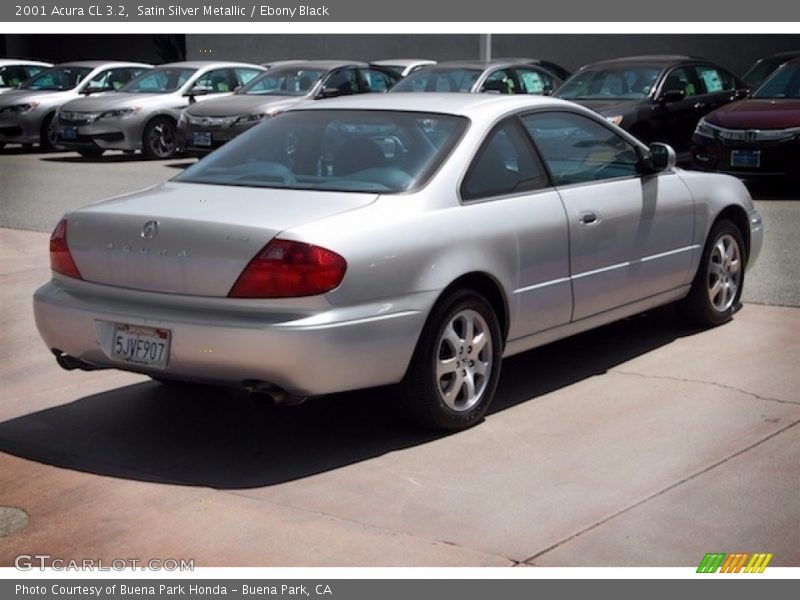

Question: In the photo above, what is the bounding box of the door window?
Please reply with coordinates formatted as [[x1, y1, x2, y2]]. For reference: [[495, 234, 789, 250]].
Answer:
[[480, 69, 516, 94], [693, 65, 736, 94], [522, 112, 640, 185], [515, 67, 556, 95], [194, 69, 237, 94], [661, 67, 698, 97], [322, 69, 360, 96], [359, 68, 398, 92]]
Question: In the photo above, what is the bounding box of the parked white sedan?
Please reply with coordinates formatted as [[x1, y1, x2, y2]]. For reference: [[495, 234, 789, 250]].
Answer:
[[34, 94, 763, 430]]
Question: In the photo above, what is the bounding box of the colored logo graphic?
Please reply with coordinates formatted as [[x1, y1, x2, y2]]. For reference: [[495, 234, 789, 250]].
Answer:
[[697, 553, 773, 573]]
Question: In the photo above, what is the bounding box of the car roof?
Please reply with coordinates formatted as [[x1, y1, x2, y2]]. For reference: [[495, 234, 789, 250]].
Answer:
[[290, 92, 574, 117], [0, 59, 53, 67], [52, 60, 151, 69], [155, 61, 264, 69], [759, 50, 800, 60], [426, 60, 546, 70], [583, 55, 702, 68], [371, 59, 436, 67], [263, 60, 369, 70], [783, 56, 800, 66]]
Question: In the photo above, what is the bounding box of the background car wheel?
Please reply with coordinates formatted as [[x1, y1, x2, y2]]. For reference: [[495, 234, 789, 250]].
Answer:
[[400, 289, 503, 431], [39, 114, 62, 152], [77, 147, 106, 159], [142, 117, 178, 159], [677, 219, 746, 326]]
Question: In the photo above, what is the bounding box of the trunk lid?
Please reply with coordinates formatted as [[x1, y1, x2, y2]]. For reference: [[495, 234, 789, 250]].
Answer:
[[67, 181, 377, 296]]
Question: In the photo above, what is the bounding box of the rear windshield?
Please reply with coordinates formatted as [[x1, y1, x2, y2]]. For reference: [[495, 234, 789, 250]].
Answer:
[[752, 63, 800, 99], [391, 68, 482, 93], [556, 66, 662, 100], [120, 68, 196, 93], [174, 109, 468, 194], [240, 67, 325, 96], [19, 66, 92, 91]]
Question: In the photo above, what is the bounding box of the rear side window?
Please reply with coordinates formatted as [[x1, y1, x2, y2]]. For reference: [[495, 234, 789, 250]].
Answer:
[[359, 68, 399, 92], [694, 65, 736, 93], [462, 119, 549, 201], [515, 67, 556, 95], [522, 112, 640, 185]]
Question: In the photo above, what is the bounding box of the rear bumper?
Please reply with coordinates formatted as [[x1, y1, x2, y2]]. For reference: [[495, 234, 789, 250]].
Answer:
[[33, 278, 433, 396]]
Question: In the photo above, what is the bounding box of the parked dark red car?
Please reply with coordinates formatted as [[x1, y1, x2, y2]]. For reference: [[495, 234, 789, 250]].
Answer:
[[692, 57, 800, 178]]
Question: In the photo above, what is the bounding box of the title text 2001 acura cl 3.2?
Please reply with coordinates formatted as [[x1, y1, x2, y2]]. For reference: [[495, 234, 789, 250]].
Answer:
[[33, 94, 763, 430]]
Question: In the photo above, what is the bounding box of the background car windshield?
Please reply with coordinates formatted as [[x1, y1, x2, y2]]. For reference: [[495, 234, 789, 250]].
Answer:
[[391, 68, 482, 92], [241, 68, 324, 96], [120, 68, 196, 93], [174, 109, 467, 193], [752, 63, 800, 98], [19, 66, 92, 91], [742, 57, 788, 86], [0, 65, 43, 88], [556, 66, 661, 100]]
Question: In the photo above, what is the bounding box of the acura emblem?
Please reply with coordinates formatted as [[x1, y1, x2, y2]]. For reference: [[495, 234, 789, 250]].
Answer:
[[141, 220, 159, 240]]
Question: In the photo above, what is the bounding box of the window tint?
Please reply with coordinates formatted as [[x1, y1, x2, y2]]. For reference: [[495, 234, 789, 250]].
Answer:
[[556, 66, 661, 100], [242, 68, 324, 96], [175, 110, 467, 194], [0, 65, 35, 88], [522, 112, 640, 185], [661, 67, 698, 97], [693, 65, 735, 94], [462, 120, 549, 200], [121, 67, 196, 93], [359, 68, 398, 92], [194, 69, 237, 93], [322, 69, 360, 95], [515, 67, 555, 95], [480, 69, 516, 94], [20, 66, 92, 91], [234, 68, 262, 87], [84, 67, 144, 92], [391, 68, 481, 93]]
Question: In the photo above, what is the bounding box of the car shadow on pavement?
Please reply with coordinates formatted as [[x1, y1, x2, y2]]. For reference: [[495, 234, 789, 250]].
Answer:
[[40, 154, 153, 164], [0, 305, 702, 489]]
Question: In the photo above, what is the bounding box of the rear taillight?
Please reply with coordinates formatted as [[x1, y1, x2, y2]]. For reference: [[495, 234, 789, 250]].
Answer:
[[228, 239, 347, 298], [49, 218, 82, 279]]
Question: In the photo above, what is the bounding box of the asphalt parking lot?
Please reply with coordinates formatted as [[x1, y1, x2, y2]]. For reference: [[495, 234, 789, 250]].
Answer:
[[0, 149, 798, 567]]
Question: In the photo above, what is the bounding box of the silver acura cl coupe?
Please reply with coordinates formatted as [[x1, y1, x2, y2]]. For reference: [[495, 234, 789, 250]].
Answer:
[[34, 94, 763, 430]]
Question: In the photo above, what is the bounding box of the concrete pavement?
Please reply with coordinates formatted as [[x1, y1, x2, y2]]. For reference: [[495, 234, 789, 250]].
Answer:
[[0, 227, 798, 566]]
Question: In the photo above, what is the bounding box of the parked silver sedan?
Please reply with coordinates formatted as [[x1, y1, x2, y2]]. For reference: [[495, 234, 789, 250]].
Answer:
[[33, 94, 763, 431], [56, 61, 265, 158], [0, 61, 150, 151], [177, 61, 400, 154]]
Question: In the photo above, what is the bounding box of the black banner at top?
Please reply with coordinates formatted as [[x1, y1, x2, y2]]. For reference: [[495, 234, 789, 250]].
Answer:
[[2, 0, 800, 22]]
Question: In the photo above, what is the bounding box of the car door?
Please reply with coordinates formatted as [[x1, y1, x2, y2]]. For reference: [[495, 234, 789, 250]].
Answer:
[[461, 117, 572, 341], [651, 65, 705, 148], [521, 110, 695, 321]]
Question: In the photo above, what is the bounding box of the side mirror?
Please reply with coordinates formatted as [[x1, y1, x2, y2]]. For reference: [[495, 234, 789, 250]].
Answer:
[[659, 89, 686, 104], [184, 86, 209, 98], [641, 142, 676, 174], [317, 87, 342, 99]]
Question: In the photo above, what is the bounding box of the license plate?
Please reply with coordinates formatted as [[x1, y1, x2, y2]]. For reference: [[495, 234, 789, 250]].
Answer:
[[61, 126, 77, 140], [193, 131, 212, 147], [731, 149, 760, 168], [111, 324, 171, 369]]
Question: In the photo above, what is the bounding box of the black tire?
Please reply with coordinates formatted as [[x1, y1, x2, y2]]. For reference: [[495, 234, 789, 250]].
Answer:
[[77, 147, 105, 159], [677, 219, 746, 326], [400, 289, 503, 431], [142, 116, 178, 159], [0, 142, 5, 151], [39, 113, 61, 151]]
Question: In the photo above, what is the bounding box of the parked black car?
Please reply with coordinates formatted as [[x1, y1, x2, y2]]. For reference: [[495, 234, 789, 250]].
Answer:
[[555, 55, 749, 149], [741, 50, 800, 88]]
